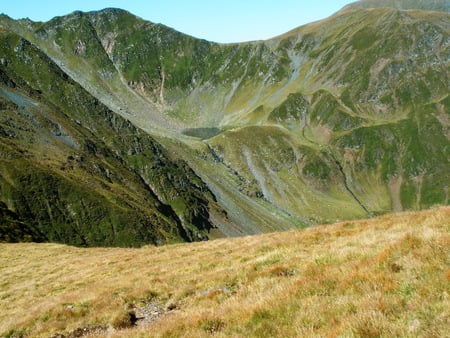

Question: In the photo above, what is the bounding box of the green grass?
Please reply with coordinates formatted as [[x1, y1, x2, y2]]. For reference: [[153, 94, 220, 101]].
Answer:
[[0, 4, 448, 243], [0, 28, 227, 246]]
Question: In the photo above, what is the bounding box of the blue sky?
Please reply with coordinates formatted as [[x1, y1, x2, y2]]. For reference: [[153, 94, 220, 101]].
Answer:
[[1, 1, 355, 43]]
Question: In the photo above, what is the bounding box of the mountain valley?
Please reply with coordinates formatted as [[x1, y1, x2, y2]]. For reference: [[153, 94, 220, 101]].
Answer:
[[0, 0, 449, 245]]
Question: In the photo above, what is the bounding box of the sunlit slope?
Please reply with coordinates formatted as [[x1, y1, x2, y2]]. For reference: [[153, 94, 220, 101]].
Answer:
[[1, 207, 448, 337], [342, 0, 450, 12]]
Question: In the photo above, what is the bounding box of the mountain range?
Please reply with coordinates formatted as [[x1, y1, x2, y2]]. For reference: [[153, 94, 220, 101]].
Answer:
[[0, 0, 449, 246]]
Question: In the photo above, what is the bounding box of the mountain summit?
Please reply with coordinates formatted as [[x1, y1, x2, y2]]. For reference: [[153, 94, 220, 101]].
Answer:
[[0, 1, 448, 246]]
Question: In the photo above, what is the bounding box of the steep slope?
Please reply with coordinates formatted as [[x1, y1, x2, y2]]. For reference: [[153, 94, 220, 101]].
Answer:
[[188, 6, 448, 222], [0, 27, 230, 246], [0, 201, 45, 242], [0, 0, 448, 237]]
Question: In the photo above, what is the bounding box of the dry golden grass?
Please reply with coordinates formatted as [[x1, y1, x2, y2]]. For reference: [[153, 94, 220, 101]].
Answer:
[[1, 206, 449, 337]]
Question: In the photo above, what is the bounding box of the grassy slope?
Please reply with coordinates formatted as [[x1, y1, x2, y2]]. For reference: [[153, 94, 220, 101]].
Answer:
[[1, 206, 448, 337], [342, 0, 450, 12]]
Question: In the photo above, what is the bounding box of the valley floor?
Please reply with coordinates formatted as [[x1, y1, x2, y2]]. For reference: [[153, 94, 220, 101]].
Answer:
[[1, 206, 449, 337]]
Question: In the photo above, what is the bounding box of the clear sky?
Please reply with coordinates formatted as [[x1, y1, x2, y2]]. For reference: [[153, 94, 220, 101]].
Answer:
[[1, 1, 355, 43]]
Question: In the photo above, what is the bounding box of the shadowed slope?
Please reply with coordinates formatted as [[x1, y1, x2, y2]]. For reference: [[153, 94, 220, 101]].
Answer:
[[0, 27, 230, 246]]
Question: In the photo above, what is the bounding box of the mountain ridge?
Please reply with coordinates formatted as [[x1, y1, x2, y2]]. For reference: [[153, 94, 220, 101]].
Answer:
[[0, 0, 448, 246], [342, 0, 450, 13], [0, 27, 236, 246]]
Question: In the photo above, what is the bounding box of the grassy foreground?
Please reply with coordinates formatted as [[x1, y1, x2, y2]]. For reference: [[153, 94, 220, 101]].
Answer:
[[1, 207, 449, 337]]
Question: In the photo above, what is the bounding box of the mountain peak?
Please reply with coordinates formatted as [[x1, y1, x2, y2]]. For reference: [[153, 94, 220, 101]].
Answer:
[[85, 7, 141, 21]]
